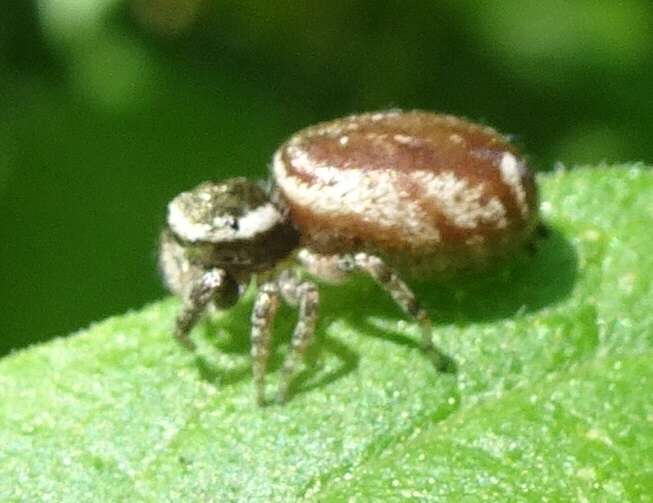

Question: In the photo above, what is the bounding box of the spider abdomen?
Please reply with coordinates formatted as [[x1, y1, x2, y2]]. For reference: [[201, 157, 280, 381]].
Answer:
[[273, 110, 539, 275]]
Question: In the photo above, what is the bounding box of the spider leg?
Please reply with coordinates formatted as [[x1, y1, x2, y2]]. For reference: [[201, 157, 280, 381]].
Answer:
[[298, 248, 447, 370], [347, 252, 447, 369], [174, 268, 228, 351], [251, 282, 280, 406], [276, 270, 319, 402]]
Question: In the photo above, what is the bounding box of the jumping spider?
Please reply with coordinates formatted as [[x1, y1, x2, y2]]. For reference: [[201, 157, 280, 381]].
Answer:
[[159, 110, 539, 405]]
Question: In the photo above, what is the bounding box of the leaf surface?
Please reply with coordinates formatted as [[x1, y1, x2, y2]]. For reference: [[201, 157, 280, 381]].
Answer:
[[1, 167, 652, 502]]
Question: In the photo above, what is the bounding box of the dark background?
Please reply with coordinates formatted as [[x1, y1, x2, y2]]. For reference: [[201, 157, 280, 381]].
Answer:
[[1, 0, 652, 355]]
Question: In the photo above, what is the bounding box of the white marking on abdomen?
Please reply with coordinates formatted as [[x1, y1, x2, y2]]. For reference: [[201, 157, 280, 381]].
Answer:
[[499, 152, 529, 218]]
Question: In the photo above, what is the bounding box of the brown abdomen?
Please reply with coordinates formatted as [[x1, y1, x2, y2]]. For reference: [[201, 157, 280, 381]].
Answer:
[[272, 110, 538, 275]]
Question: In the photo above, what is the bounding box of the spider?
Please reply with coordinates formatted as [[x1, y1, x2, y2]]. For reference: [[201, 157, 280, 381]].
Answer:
[[159, 110, 539, 405]]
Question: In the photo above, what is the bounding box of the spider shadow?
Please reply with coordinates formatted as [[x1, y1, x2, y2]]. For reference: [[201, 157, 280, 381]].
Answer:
[[414, 226, 578, 324], [284, 331, 360, 400], [192, 225, 577, 400]]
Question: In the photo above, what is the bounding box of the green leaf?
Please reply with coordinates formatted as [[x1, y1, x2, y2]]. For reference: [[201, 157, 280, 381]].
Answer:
[[2, 166, 652, 501]]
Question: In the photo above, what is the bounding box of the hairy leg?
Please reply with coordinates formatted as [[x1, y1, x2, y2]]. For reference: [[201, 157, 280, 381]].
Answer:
[[277, 270, 319, 402], [299, 249, 447, 369], [175, 268, 228, 351], [250, 282, 280, 406], [348, 253, 445, 367]]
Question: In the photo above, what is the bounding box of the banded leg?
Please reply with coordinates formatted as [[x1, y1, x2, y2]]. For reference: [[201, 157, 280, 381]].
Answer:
[[175, 268, 227, 351], [277, 271, 319, 402], [343, 252, 445, 369], [251, 282, 280, 406]]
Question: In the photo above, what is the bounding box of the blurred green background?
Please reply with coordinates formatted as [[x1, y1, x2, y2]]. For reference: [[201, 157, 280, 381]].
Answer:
[[1, 0, 652, 355]]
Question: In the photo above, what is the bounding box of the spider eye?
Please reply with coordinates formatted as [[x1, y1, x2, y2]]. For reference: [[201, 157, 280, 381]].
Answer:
[[216, 216, 239, 231]]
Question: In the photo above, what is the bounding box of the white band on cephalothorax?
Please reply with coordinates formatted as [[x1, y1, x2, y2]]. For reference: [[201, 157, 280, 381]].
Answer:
[[168, 200, 283, 242]]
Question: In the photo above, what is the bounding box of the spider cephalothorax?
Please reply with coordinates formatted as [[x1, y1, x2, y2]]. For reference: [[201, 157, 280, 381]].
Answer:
[[160, 111, 540, 405], [164, 178, 298, 273]]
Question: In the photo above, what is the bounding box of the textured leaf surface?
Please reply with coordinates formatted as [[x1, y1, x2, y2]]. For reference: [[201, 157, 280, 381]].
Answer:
[[1, 167, 652, 502]]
